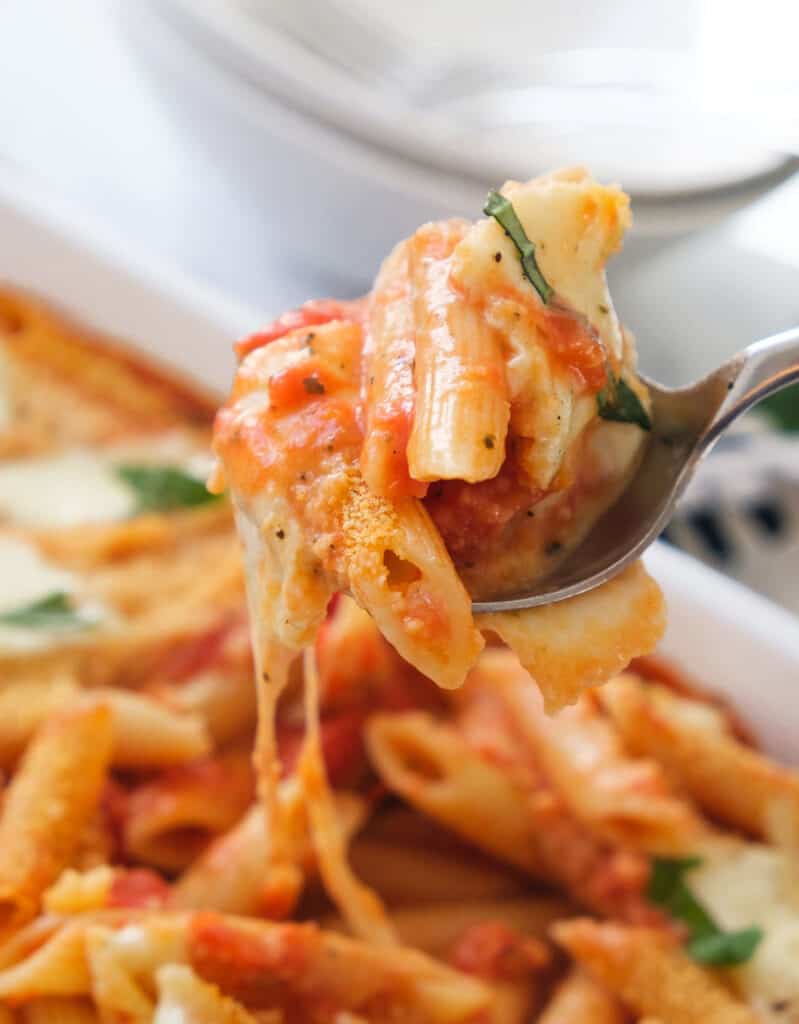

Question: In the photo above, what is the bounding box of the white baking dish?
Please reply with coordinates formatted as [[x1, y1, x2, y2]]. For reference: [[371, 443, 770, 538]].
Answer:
[[1, 162, 797, 760]]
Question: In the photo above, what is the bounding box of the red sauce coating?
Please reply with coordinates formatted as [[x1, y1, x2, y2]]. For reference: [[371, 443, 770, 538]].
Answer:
[[108, 869, 171, 910], [235, 299, 366, 358]]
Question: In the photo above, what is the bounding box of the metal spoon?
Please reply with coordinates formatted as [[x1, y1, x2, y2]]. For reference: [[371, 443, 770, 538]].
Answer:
[[473, 326, 799, 613]]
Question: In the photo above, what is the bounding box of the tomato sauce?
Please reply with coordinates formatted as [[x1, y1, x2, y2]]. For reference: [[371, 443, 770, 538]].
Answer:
[[235, 299, 366, 358]]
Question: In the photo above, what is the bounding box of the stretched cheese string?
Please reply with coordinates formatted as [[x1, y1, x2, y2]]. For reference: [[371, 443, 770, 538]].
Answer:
[[299, 644, 397, 946]]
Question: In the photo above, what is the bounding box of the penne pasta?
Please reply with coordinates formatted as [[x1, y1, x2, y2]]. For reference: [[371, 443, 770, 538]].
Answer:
[[537, 966, 626, 1024], [0, 918, 94, 1001], [21, 997, 98, 1024], [366, 711, 544, 875], [487, 652, 705, 853], [0, 705, 113, 938], [553, 918, 759, 1024], [360, 239, 425, 500], [478, 560, 666, 711], [602, 676, 799, 840], [154, 669, 256, 746], [122, 751, 254, 872], [343, 478, 483, 689], [154, 964, 258, 1023], [0, 675, 78, 768], [186, 911, 492, 1022], [407, 220, 509, 484], [0, 682, 210, 770], [173, 789, 367, 915]]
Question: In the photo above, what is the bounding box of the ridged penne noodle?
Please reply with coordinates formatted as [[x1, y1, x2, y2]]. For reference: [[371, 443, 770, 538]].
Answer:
[[486, 652, 705, 853], [343, 479, 483, 688], [602, 676, 799, 840], [478, 560, 666, 711], [154, 964, 258, 1024], [21, 997, 98, 1024], [360, 240, 424, 499], [407, 220, 509, 484], [365, 712, 543, 875], [450, 677, 662, 925], [123, 752, 254, 871], [0, 918, 94, 1001], [0, 705, 113, 938], [0, 675, 78, 767], [173, 789, 367, 915], [537, 966, 626, 1024], [155, 669, 256, 746], [553, 919, 759, 1024], [0, 683, 210, 770], [186, 912, 492, 1023]]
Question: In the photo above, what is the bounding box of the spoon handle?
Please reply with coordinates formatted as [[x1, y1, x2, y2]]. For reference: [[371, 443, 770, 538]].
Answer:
[[704, 325, 799, 445]]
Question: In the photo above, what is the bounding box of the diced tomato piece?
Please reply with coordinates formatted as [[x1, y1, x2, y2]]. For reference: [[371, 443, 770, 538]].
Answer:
[[448, 921, 549, 981], [108, 869, 171, 910]]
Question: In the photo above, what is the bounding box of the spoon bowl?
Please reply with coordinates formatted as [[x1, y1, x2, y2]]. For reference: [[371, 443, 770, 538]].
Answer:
[[472, 326, 799, 613]]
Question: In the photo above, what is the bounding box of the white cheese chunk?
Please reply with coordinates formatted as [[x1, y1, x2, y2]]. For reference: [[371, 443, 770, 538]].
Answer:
[[692, 839, 799, 1018], [0, 432, 213, 529], [0, 450, 136, 527], [0, 535, 109, 652]]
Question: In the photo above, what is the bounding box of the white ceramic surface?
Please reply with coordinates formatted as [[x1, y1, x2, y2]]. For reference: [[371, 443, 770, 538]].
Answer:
[[117, 0, 799, 290], [0, 167, 797, 759]]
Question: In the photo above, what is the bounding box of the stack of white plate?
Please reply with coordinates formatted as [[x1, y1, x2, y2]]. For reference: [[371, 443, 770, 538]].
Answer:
[[117, 0, 798, 296]]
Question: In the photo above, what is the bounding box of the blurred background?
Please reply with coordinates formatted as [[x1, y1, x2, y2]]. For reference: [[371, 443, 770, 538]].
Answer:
[[1, 0, 798, 608]]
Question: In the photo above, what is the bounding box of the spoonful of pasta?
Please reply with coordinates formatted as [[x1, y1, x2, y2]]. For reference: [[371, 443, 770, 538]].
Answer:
[[472, 321, 799, 612], [213, 168, 798, 696]]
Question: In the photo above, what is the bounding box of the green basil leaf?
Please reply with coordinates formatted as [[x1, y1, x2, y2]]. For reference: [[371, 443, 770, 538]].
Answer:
[[687, 927, 763, 967], [116, 464, 220, 514], [483, 190, 553, 304], [0, 591, 89, 630], [648, 858, 762, 967], [597, 371, 652, 431]]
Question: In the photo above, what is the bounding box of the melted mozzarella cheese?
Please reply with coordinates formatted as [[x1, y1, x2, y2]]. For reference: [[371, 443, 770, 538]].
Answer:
[[448, 169, 637, 492], [0, 450, 136, 527], [0, 432, 213, 529], [0, 535, 111, 653], [692, 839, 799, 1017]]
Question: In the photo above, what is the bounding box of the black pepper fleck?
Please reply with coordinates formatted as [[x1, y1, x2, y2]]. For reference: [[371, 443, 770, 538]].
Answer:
[[598, 303, 609, 314], [494, 252, 502, 263], [526, 510, 535, 518], [276, 529, 285, 539], [303, 375, 326, 395], [546, 541, 563, 556], [483, 435, 495, 449]]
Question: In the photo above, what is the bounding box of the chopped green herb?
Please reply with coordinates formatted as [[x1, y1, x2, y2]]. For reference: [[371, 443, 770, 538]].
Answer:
[[483, 190, 553, 304], [688, 927, 763, 966], [597, 370, 652, 431], [303, 375, 326, 395], [648, 857, 762, 967], [116, 464, 220, 514], [0, 591, 91, 631]]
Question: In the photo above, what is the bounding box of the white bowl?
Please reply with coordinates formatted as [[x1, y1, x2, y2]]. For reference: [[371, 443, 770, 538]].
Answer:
[[1, 163, 797, 759], [114, 0, 798, 291]]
